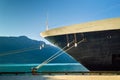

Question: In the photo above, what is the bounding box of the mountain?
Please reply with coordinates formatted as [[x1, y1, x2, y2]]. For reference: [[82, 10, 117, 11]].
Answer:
[[0, 36, 77, 64]]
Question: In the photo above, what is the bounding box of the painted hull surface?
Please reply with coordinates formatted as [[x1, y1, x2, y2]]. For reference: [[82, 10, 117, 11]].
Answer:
[[45, 29, 120, 71], [40, 18, 120, 71]]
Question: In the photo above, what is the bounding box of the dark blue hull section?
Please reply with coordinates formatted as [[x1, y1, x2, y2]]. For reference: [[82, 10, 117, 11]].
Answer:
[[45, 29, 120, 71]]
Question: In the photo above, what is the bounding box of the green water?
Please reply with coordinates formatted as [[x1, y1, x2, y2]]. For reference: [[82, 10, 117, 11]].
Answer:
[[0, 63, 88, 72]]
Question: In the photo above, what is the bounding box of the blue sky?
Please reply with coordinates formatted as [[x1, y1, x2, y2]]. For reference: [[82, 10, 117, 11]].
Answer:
[[0, 0, 120, 42]]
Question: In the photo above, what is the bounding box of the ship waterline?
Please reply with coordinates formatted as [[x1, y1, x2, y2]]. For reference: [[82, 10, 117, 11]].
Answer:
[[40, 18, 120, 71]]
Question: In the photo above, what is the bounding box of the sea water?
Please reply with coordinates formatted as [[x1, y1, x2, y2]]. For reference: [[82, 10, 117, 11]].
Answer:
[[0, 63, 88, 72]]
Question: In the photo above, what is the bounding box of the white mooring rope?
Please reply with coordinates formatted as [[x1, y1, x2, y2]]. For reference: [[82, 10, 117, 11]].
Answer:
[[34, 38, 85, 70]]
